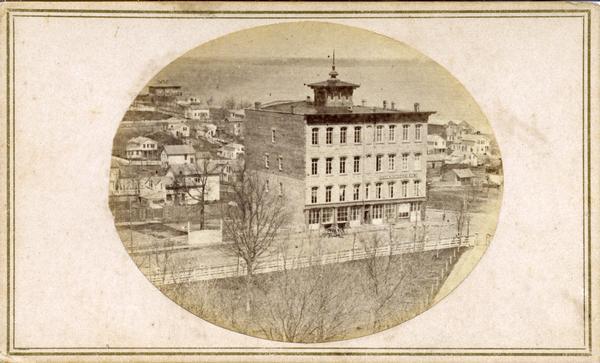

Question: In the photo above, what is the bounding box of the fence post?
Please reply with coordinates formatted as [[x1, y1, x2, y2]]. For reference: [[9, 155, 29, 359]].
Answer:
[[352, 232, 356, 260]]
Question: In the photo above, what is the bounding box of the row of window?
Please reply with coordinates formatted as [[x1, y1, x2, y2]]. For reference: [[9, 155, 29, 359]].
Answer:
[[310, 180, 422, 204], [310, 124, 422, 146], [309, 153, 422, 175], [264, 154, 284, 171], [263, 153, 423, 173], [308, 202, 421, 224], [265, 179, 284, 196], [128, 149, 156, 155]]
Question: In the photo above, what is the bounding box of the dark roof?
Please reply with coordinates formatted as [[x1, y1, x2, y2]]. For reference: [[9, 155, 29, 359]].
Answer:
[[428, 123, 447, 138], [453, 168, 475, 179], [122, 110, 171, 121], [148, 85, 181, 89], [193, 137, 221, 151], [306, 79, 360, 88], [168, 163, 220, 177], [163, 145, 196, 155], [259, 100, 432, 116], [144, 131, 183, 146], [117, 164, 163, 179]]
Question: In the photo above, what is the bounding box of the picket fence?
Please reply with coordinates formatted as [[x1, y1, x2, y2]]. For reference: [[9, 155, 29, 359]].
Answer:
[[148, 234, 479, 286]]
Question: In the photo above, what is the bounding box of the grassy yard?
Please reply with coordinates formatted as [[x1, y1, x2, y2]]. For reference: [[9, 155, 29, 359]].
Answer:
[[427, 186, 502, 214], [158, 247, 467, 343]]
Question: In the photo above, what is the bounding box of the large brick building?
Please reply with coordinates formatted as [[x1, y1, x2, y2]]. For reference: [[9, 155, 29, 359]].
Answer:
[[245, 60, 434, 230]]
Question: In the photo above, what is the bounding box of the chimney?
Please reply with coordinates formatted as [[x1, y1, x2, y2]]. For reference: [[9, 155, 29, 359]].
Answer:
[[361, 99, 367, 107], [414, 102, 420, 112], [254, 101, 261, 110], [391, 102, 396, 110], [306, 95, 311, 103], [290, 105, 295, 114], [383, 100, 387, 109]]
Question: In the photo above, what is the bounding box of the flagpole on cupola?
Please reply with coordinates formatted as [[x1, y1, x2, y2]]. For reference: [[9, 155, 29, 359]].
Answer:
[[332, 49, 335, 70], [329, 49, 338, 79]]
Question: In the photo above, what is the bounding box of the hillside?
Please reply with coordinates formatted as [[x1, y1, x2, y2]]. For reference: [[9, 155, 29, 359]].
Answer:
[[159, 246, 467, 343]]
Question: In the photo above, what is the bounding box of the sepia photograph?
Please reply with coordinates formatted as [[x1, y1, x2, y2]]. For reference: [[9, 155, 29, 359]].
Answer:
[[3, 2, 596, 360], [108, 22, 503, 343]]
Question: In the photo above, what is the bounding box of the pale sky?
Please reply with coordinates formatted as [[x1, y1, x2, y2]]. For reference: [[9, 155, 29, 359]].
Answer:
[[185, 21, 428, 61], [155, 21, 492, 133]]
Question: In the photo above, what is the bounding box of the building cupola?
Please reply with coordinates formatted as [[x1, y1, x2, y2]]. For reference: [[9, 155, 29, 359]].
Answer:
[[306, 51, 360, 108]]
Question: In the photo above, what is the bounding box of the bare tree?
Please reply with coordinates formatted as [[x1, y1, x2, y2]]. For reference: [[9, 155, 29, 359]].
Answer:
[[170, 159, 218, 230], [220, 165, 291, 312], [359, 234, 422, 331], [455, 187, 474, 239], [254, 244, 356, 342]]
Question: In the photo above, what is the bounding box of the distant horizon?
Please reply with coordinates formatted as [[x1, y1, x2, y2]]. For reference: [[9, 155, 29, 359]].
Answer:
[[180, 55, 429, 62], [142, 22, 493, 134]]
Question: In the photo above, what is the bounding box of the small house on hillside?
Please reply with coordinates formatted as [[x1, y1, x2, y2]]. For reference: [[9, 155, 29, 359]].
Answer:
[[161, 144, 196, 166], [167, 121, 190, 138], [442, 168, 475, 186], [139, 175, 170, 208], [427, 134, 447, 155], [447, 150, 481, 167], [184, 104, 210, 121], [426, 153, 446, 178], [126, 136, 159, 160], [217, 143, 245, 160], [165, 164, 220, 204]]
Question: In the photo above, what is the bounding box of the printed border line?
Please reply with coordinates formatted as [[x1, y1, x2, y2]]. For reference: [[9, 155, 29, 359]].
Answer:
[[585, 6, 592, 352], [5, 5, 11, 357], [4, 8, 593, 357], [4, 7, 589, 358], [8, 14, 588, 20], [586, 7, 592, 353], [5, 8, 589, 358], [9, 346, 593, 351], [4, 9, 593, 15], [3, 351, 595, 357]]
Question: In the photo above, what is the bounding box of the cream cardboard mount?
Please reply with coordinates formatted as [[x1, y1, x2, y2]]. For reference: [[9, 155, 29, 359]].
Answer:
[[0, 2, 598, 362]]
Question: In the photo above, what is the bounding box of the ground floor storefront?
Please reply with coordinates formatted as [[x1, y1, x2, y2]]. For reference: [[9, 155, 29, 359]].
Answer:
[[305, 200, 426, 230]]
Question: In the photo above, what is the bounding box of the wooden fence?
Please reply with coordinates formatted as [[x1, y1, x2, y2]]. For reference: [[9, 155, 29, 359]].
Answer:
[[112, 204, 218, 224], [148, 234, 481, 286]]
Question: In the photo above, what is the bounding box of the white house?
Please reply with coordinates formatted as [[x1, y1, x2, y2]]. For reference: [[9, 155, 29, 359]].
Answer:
[[427, 134, 447, 154], [126, 136, 158, 160], [165, 163, 220, 205], [460, 133, 490, 156], [447, 150, 481, 167], [161, 144, 196, 166], [196, 123, 218, 140], [167, 120, 191, 138], [184, 104, 210, 121], [217, 142, 245, 160], [139, 175, 170, 208]]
